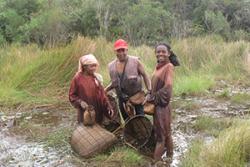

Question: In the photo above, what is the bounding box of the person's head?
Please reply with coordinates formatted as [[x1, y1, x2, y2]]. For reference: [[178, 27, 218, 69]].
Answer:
[[82, 64, 98, 75], [114, 39, 128, 62], [78, 54, 99, 75], [155, 43, 171, 64]]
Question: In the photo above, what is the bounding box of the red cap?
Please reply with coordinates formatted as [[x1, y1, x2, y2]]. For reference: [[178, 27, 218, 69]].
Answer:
[[114, 39, 128, 50]]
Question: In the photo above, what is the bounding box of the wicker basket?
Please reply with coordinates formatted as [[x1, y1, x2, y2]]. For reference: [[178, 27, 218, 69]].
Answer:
[[70, 125, 117, 158], [123, 115, 156, 155], [123, 115, 153, 148]]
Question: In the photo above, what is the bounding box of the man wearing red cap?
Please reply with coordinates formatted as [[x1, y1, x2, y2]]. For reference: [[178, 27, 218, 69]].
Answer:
[[106, 39, 151, 120]]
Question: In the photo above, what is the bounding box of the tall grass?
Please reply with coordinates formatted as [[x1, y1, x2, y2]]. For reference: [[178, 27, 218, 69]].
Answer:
[[181, 120, 250, 167], [0, 35, 249, 105]]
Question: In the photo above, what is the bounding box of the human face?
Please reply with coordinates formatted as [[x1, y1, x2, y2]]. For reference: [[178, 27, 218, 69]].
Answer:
[[115, 48, 128, 62], [84, 64, 98, 75], [155, 45, 170, 63]]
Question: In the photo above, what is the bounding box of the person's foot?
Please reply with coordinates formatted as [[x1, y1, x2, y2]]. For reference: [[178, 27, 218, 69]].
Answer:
[[161, 151, 173, 164], [153, 160, 169, 167]]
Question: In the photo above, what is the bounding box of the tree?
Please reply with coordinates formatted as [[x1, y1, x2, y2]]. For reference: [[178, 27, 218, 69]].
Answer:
[[204, 10, 230, 38], [0, 0, 41, 43], [123, 0, 173, 45]]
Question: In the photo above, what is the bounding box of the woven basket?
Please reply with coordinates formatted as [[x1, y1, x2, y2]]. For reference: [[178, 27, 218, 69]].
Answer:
[[83, 106, 96, 126], [70, 125, 117, 158], [123, 115, 153, 148]]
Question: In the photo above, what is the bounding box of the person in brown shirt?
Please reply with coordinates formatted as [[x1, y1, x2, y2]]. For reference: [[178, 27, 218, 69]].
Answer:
[[146, 43, 177, 162], [69, 54, 114, 124]]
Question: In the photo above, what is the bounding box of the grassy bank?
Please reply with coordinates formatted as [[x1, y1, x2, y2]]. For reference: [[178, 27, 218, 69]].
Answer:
[[181, 120, 250, 167], [0, 35, 249, 105]]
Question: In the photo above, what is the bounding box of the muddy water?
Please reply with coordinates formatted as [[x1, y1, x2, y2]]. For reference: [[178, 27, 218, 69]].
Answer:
[[0, 108, 76, 167], [0, 85, 249, 167], [0, 132, 72, 167]]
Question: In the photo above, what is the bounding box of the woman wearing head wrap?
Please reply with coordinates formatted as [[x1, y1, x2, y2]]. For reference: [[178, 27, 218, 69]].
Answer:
[[69, 54, 114, 124]]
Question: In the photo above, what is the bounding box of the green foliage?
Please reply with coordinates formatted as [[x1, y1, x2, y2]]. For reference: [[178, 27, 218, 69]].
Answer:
[[204, 10, 230, 38], [0, 33, 6, 45], [0, 0, 42, 43], [124, 0, 173, 45], [0, 0, 250, 45]]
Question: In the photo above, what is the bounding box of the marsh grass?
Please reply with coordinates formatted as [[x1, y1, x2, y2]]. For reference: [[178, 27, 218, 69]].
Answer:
[[181, 120, 250, 167], [93, 146, 147, 167], [193, 116, 233, 137], [231, 93, 250, 105], [43, 127, 73, 153], [0, 35, 249, 105]]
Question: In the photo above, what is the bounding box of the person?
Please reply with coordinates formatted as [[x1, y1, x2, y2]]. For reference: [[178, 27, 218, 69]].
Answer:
[[146, 43, 178, 162], [105, 39, 151, 121], [69, 54, 114, 124]]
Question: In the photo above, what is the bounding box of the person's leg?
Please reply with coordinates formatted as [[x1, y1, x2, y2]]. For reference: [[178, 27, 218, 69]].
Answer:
[[118, 98, 129, 121], [165, 133, 173, 158], [153, 111, 165, 161], [154, 140, 166, 161], [165, 110, 173, 158], [134, 104, 144, 115]]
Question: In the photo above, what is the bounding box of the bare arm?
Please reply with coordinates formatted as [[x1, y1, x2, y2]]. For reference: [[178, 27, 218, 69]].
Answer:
[[138, 61, 151, 91]]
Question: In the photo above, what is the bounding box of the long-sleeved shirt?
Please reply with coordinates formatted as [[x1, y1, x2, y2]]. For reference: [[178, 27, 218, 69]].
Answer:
[[69, 72, 111, 123], [150, 62, 174, 147]]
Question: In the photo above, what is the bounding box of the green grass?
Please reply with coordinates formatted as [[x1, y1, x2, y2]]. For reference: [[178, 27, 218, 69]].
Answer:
[[0, 35, 249, 105], [174, 100, 202, 111], [93, 146, 147, 167], [181, 120, 250, 167], [180, 139, 204, 167], [193, 116, 233, 137], [231, 93, 250, 105], [217, 89, 231, 99], [174, 73, 215, 96], [43, 128, 73, 153]]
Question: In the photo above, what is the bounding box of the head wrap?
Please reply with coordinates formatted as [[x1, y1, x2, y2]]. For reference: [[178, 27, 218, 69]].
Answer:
[[78, 54, 99, 72]]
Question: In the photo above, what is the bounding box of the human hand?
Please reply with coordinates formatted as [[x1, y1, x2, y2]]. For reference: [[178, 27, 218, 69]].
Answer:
[[80, 101, 88, 110], [143, 92, 154, 105]]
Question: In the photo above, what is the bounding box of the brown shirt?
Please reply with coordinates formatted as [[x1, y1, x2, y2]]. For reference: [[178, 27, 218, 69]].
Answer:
[[69, 72, 111, 123], [151, 62, 174, 143], [151, 63, 174, 107]]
